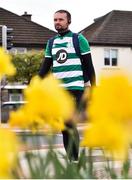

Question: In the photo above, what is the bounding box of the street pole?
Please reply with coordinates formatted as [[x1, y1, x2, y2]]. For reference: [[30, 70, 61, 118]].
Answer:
[[0, 81, 1, 124], [0, 80, 2, 124], [1, 25, 7, 50], [0, 25, 7, 123]]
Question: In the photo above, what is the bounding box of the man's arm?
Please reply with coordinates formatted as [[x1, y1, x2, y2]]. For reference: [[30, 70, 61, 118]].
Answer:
[[81, 53, 96, 86], [78, 34, 96, 86], [39, 57, 53, 78]]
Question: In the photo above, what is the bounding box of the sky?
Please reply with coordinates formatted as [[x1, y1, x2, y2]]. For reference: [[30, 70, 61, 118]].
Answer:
[[0, 0, 132, 32]]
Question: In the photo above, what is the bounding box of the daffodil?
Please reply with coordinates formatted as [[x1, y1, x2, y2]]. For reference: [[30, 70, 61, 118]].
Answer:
[[9, 106, 39, 129], [81, 70, 132, 160], [9, 74, 74, 132], [24, 75, 75, 120], [0, 128, 19, 178], [88, 72, 132, 124], [0, 47, 16, 79], [81, 120, 129, 160]]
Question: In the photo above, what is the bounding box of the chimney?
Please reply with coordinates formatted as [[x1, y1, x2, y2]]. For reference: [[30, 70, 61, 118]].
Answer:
[[22, 11, 32, 21]]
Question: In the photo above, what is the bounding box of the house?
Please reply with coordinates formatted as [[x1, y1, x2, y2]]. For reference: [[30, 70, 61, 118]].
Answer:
[[0, 7, 56, 53], [80, 10, 132, 83], [1, 84, 27, 102], [0, 7, 57, 104]]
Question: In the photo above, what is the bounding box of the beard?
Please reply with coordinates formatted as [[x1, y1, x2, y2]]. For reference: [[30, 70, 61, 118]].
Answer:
[[55, 25, 68, 33]]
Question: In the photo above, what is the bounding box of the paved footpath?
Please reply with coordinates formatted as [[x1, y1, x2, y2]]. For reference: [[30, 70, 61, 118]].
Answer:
[[19, 145, 132, 179], [1, 123, 132, 178]]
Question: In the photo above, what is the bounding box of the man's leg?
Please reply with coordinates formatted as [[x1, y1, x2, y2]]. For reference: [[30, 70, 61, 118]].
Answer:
[[62, 122, 79, 161], [62, 90, 84, 161]]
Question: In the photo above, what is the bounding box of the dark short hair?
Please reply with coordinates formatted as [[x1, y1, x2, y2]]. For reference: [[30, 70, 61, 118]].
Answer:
[[55, 9, 71, 23]]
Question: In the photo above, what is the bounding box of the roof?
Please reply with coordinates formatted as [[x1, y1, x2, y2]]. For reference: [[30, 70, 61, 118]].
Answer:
[[80, 10, 132, 46], [0, 7, 56, 47]]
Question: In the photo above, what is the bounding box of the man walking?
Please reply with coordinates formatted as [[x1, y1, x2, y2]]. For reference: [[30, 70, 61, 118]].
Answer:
[[39, 9, 96, 161]]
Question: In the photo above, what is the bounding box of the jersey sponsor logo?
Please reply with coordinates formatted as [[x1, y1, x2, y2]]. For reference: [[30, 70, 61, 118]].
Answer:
[[56, 49, 68, 63]]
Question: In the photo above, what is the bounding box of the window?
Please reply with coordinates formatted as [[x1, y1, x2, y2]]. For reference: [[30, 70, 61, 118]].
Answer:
[[104, 49, 118, 66], [9, 93, 23, 101], [10, 48, 27, 54], [1, 102, 26, 123], [17, 48, 27, 54]]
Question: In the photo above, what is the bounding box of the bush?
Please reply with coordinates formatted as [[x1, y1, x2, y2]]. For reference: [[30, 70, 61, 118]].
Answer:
[[7, 51, 44, 84]]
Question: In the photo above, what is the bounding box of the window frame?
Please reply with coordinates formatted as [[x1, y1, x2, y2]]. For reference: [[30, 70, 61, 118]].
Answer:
[[9, 93, 23, 101], [104, 48, 118, 67]]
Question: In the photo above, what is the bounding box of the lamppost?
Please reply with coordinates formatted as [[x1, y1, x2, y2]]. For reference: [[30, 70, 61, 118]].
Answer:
[[0, 81, 1, 123], [0, 25, 7, 123], [0, 25, 13, 123]]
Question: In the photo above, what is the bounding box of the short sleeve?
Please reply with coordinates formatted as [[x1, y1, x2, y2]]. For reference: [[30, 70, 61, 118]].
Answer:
[[78, 33, 90, 55], [45, 40, 52, 58]]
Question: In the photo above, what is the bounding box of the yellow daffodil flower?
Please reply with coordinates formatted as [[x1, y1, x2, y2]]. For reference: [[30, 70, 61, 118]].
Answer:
[[81, 70, 132, 160], [24, 75, 75, 120], [0, 128, 19, 178], [89, 72, 132, 123], [0, 47, 16, 79], [81, 120, 129, 160], [9, 74, 74, 132]]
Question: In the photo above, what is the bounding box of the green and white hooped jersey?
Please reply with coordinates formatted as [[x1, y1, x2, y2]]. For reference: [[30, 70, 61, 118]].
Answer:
[[45, 31, 90, 90]]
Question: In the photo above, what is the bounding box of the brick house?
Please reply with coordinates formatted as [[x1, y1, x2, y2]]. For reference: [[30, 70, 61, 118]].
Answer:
[[0, 7, 56, 53], [0, 7, 57, 104]]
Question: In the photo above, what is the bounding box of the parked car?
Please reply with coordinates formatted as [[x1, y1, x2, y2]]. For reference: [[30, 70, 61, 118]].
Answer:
[[1, 101, 26, 123]]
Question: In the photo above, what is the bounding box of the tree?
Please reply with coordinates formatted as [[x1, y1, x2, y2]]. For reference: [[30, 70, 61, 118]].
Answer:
[[7, 51, 44, 84]]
